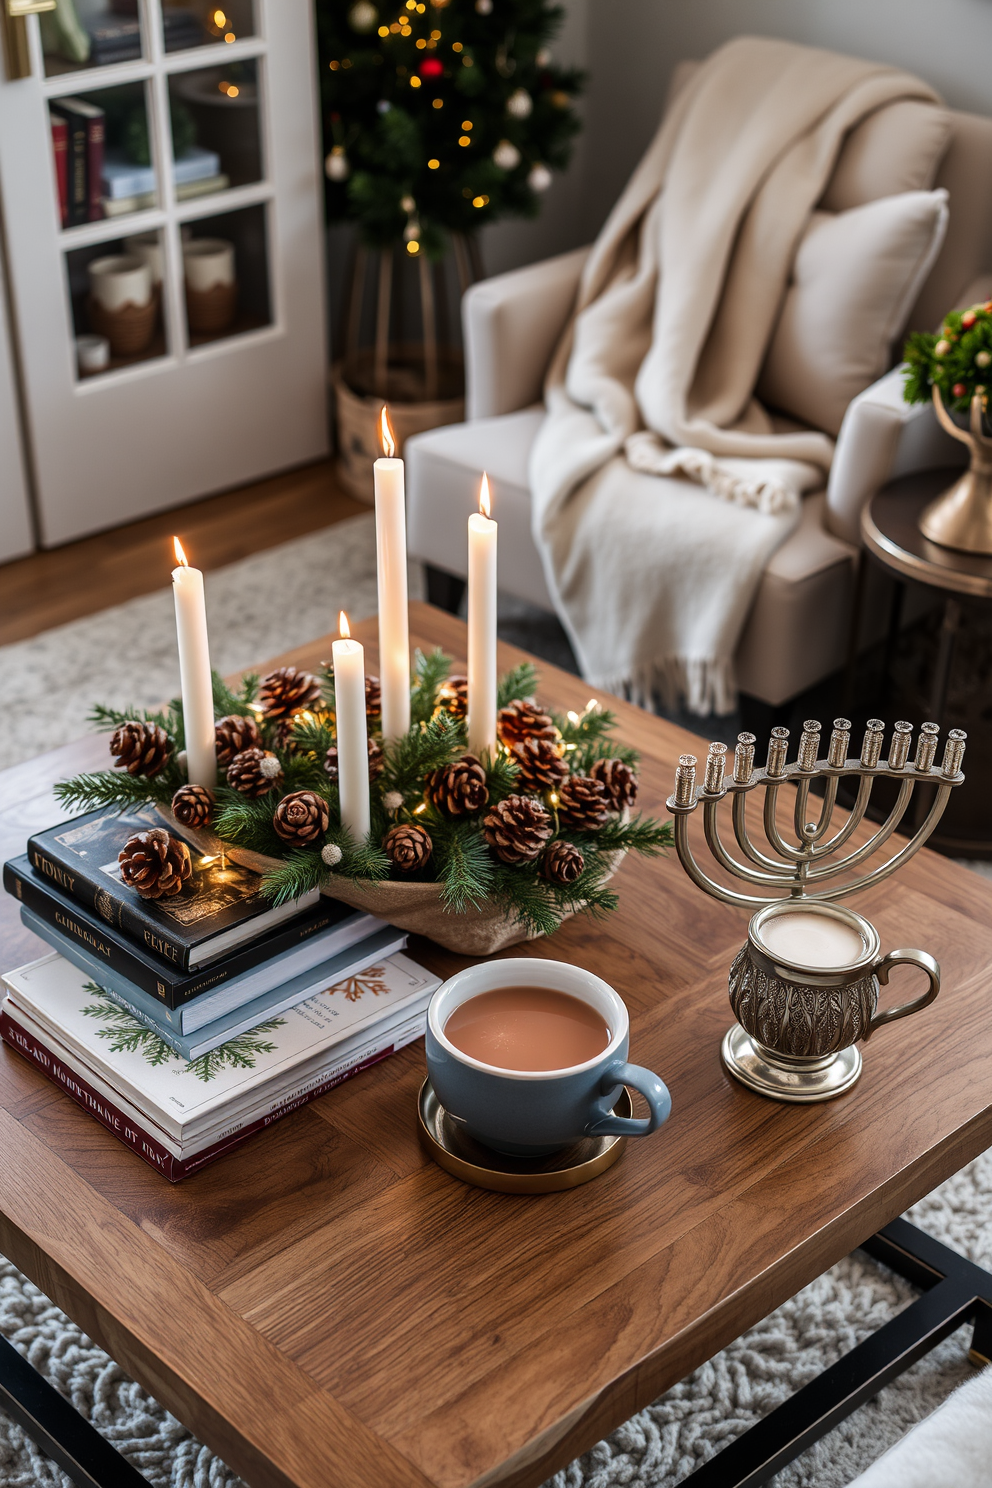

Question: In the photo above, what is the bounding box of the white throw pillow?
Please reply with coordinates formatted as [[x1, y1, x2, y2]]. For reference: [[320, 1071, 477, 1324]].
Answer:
[[758, 189, 949, 436]]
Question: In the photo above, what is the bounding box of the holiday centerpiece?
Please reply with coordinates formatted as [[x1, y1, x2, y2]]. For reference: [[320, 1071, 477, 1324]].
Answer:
[[904, 298, 992, 554], [54, 653, 671, 955], [316, 0, 584, 494]]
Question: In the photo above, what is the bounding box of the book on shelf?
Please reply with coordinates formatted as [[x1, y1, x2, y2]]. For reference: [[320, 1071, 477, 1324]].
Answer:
[[101, 145, 221, 202], [84, 17, 141, 65], [1, 950, 439, 1180], [4, 854, 378, 1016], [50, 97, 104, 224], [50, 113, 68, 227], [21, 906, 407, 1059], [26, 808, 318, 972], [101, 173, 230, 219]]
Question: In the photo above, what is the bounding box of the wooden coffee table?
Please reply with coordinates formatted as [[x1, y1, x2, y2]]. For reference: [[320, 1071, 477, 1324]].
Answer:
[[2, 602, 992, 1488]]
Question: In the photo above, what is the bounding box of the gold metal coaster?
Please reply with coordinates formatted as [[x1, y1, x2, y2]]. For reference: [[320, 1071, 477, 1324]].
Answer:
[[417, 1078, 630, 1193]]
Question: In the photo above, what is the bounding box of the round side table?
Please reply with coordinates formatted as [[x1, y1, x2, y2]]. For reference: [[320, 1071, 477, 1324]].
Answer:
[[860, 468, 992, 856]]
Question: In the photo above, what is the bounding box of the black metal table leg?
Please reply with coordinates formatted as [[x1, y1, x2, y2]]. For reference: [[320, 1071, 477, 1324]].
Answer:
[[0, 1332, 149, 1488], [680, 1219, 992, 1488]]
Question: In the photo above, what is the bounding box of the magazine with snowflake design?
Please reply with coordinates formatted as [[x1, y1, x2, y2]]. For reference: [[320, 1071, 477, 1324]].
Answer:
[[1, 950, 440, 1141]]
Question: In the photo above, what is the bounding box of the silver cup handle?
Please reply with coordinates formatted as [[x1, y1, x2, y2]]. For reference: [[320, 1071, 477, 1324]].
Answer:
[[866, 948, 940, 1039]]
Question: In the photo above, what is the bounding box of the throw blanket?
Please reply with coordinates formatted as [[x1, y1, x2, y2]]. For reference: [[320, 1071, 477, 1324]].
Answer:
[[529, 36, 939, 713]]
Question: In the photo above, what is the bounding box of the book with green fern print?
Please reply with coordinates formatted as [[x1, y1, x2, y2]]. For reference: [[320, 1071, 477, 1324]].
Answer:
[[1, 949, 440, 1152]]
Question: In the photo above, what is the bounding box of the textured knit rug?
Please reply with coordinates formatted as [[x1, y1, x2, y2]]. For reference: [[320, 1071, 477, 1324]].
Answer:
[[1, 514, 990, 1487]]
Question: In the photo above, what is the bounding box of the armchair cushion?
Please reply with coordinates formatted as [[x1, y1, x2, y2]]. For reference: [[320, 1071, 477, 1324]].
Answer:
[[758, 189, 948, 436], [819, 99, 952, 211]]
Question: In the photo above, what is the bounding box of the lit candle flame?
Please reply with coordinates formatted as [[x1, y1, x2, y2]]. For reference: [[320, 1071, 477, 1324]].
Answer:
[[173, 537, 189, 567], [379, 405, 396, 458], [339, 610, 350, 639], [479, 472, 491, 518]]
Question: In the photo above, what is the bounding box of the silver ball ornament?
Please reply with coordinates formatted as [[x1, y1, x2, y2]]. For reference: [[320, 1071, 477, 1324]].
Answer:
[[475, 0, 493, 12], [527, 162, 552, 193], [492, 138, 521, 171], [536, 46, 552, 66], [348, 0, 377, 32], [506, 87, 532, 119], [325, 148, 350, 182]]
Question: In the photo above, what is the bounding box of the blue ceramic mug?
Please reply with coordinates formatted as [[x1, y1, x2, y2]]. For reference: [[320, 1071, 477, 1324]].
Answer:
[[425, 958, 672, 1156]]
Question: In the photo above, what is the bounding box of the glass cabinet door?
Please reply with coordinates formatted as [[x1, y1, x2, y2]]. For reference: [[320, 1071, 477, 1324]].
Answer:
[[0, 0, 328, 545]]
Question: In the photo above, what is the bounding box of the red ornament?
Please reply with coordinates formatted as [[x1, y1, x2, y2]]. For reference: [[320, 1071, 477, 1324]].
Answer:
[[953, 382, 967, 398], [963, 310, 977, 329], [420, 57, 443, 77]]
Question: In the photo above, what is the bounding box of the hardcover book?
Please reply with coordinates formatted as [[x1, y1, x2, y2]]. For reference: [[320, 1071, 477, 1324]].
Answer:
[[1, 951, 440, 1179], [4, 854, 375, 1014], [22, 906, 407, 1059], [26, 809, 318, 971], [50, 112, 68, 227], [101, 146, 221, 201], [49, 100, 88, 227]]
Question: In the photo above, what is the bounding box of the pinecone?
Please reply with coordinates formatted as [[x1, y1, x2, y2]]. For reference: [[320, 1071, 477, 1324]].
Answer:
[[436, 674, 468, 720], [214, 714, 261, 767], [365, 675, 382, 719], [497, 697, 558, 749], [109, 720, 172, 777], [118, 828, 191, 900], [511, 736, 568, 792], [272, 790, 330, 845], [226, 747, 284, 797], [557, 774, 611, 831], [171, 784, 213, 830], [590, 757, 639, 811], [384, 823, 432, 873], [273, 717, 300, 757], [426, 753, 489, 815], [324, 737, 384, 781], [259, 666, 321, 719], [482, 794, 553, 863], [541, 840, 585, 886]]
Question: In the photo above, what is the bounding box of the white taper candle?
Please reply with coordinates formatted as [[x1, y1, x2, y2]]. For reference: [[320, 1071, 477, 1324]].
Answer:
[[374, 407, 410, 742], [467, 473, 497, 757], [332, 611, 371, 843], [171, 538, 216, 789]]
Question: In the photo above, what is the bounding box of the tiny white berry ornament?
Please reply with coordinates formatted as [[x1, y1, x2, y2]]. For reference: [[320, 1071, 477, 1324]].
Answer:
[[506, 87, 532, 119], [325, 146, 350, 182], [527, 162, 552, 192], [492, 138, 521, 171], [321, 842, 344, 868]]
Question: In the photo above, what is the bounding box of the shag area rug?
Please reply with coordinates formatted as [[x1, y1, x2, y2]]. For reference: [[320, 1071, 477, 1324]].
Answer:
[[1, 515, 990, 1487]]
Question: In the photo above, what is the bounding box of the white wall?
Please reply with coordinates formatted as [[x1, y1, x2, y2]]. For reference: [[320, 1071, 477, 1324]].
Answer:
[[580, 0, 992, 241]]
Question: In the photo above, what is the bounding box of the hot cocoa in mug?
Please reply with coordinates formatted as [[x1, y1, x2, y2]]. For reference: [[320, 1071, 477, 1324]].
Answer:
[[425, 959, 672, 1156]]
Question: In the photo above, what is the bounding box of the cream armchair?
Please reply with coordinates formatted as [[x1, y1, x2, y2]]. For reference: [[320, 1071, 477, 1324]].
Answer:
[[406, 90, 992, 710]]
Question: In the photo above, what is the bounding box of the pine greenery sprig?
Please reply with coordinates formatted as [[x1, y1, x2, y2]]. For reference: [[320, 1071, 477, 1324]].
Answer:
[[428, 812, 496, 911], [497, 662, 539, 709], [380, 709, 461, 799], [411, 647, 452, 724], [904, 300, 992, 414], [53, 767, 177, 814]]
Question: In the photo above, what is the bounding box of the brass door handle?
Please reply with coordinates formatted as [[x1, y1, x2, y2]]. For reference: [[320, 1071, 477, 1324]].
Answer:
[[6, 0, 56, 15]]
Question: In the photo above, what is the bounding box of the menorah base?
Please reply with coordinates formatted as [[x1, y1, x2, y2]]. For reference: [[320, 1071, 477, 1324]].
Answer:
[[721, 1024, 863, 1104]]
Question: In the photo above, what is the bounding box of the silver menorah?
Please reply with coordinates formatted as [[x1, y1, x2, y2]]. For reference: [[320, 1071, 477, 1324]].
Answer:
[[666, 718, 967, 1102]]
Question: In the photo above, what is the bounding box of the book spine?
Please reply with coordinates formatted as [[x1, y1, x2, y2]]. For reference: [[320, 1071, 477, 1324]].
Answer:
[[98, 985, 188, 1053], [64, 114, 88, 228], [50, 114, 68, 228], [26, 843, 193, 971], [0, 1009, 399, 1183], [86, 112, 104, 223], [5, 861, 177, 1006]]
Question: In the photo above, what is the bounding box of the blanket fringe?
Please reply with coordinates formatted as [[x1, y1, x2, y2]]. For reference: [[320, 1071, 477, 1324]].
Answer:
[[591, 654, 738, 718]]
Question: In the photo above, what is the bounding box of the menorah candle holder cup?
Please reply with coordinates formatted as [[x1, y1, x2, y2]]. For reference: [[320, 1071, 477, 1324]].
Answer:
[[667, 717, 966, 1103]]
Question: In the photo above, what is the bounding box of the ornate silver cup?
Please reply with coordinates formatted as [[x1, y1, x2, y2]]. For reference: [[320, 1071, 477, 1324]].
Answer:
[[724, 901, 940, 1102], [666, 718, 966, 1103]]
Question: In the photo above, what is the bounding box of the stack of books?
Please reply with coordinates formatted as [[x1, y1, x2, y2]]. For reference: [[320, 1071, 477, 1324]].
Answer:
[[1, 809, 438, 1178], [101, 146, 226, 220]]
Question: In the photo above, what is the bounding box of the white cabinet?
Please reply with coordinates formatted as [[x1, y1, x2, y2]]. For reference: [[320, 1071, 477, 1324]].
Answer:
[[0, 0, 328, 546], [0, 232, 34, 563]]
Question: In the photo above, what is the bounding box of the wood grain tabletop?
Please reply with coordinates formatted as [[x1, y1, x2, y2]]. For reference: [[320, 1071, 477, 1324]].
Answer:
[[1, 602, 991, 1488]]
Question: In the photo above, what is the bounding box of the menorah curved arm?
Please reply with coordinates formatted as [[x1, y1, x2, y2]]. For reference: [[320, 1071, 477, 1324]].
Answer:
[[672, 814, 779, 908], [806, 775, 874, 859], [794, 776, 840, 847], [763, 784, 808, 864], [702, 800, 797, 888], [806, 778, 914, 883], [732, 792, 799, 873], [815, 783, 953, 900]]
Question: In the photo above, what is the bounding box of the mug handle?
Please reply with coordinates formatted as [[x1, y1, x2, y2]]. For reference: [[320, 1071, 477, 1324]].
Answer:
[[585, 1061, 672, 1138], [866, 948, 940, 1040]]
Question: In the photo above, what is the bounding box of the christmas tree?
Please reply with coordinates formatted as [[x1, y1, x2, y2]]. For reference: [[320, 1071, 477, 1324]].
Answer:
[[315, 0, 584, 258]]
